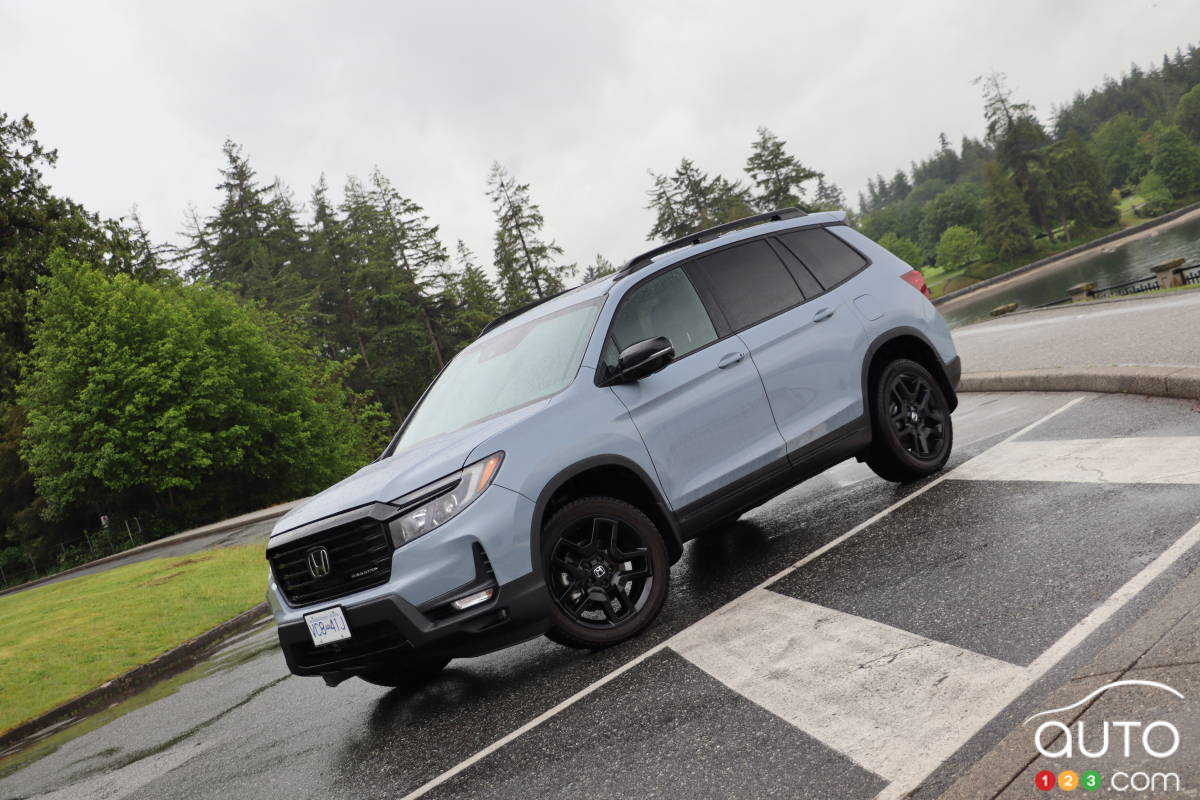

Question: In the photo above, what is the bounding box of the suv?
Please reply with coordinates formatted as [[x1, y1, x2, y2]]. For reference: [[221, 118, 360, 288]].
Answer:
[[265, 208, 961, 687]]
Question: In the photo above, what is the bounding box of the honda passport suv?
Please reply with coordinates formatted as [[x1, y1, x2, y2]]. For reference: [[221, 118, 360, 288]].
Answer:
[[265, 208, 961, 687]]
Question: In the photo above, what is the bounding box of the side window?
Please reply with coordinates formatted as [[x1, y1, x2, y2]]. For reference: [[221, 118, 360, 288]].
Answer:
[[685, 240, 803, 331], [606, 268, 717, 368], [776, 228, 869, 290]]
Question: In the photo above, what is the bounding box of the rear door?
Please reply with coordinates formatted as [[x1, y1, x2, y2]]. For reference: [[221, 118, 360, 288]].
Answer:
[[685, 233, 870, 461], [604, 266, 787, 512]]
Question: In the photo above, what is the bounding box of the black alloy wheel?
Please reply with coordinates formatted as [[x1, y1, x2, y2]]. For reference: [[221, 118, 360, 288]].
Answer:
[[864, 358, 954, 483], [542, 497, 669, 649]]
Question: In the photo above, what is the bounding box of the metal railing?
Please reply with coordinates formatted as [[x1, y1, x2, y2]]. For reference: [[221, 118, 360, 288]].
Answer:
[[1091, 275, 1161, 299], [1183, 266, 1200, 286], [0, 518, 145, 590]]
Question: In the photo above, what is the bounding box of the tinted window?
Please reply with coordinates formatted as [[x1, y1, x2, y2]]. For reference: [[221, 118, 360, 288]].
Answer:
[[686, 240, 803, 331], [606, 268, 717, 367], [776, 228, 868, 290]]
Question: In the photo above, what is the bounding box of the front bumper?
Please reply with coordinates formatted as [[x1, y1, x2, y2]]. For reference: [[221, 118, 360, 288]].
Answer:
[[276, 571, 548, 679]]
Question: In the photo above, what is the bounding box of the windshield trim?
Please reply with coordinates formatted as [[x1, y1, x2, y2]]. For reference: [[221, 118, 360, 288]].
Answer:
[[381, 295, 606, 459]]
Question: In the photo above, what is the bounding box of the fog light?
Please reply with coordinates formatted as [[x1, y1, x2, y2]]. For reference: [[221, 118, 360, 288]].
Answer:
[[450, 588, 494, 611]]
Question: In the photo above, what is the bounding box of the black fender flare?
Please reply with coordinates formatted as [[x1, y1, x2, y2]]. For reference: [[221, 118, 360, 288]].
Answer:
[[528, 455, 684, 579], [860, 326, 960, 416]]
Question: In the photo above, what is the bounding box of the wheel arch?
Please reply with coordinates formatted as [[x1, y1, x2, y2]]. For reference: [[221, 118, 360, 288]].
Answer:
[[861, 328, 959, 420], [530, 456, 684, 576]]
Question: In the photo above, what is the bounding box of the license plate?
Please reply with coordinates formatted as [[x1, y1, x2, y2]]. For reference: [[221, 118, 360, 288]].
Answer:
[[304, 606, 351, 646]]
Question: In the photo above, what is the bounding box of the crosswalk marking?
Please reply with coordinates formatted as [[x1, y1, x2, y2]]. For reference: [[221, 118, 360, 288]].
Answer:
[[670, 589, 1023, 785], [949, 436, 1200, 484]]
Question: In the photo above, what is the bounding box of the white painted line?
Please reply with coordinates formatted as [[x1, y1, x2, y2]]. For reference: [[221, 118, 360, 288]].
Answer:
[[671, 590, 1025, 783], [398, 396, 1086, 799], [877, 517, 1200, 799], [951, 437, 1200, 485]]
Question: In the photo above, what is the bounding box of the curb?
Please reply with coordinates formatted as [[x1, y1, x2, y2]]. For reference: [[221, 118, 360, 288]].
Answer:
[[1, 499, 304, 597], [933, 201, 1200, 306], [959, 366, 1200, 400], [0, 602, 271, 753]]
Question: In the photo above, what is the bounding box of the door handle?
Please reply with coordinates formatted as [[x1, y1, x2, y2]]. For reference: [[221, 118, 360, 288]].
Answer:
[[812, 307, 835, 323], [717, 351, 746, 369]]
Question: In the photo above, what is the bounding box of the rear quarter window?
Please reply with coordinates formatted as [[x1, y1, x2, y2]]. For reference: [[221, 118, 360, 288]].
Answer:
[[776, 228, 869, 290], [684, 239, 803, 331]]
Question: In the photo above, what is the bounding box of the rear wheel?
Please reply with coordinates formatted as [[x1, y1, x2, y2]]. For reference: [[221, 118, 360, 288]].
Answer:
[[356, 657, 450, 688], [864, 358, 953, 483], [542, 497, 669, 650]]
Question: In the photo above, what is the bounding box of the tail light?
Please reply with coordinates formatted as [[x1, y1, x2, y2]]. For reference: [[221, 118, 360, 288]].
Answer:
[[901, 269, 931, 300]]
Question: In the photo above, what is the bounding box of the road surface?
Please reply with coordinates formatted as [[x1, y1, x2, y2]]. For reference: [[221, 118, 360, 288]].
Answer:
[[4, 391, 1200, 799]]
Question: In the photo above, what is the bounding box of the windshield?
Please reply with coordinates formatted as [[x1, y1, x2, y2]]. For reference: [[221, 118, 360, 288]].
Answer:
[[389, 298, 603, 453]]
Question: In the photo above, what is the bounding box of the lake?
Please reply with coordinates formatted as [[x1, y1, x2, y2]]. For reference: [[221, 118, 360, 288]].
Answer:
[[938, 214, 1200, 328]]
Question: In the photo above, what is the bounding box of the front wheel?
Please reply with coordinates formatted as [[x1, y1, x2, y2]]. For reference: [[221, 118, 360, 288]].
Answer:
[[864, 358, 953, 483], [542, 497, 670, 650]]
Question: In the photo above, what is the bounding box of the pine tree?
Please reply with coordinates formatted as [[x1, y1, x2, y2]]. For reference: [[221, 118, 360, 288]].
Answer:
[[582, 254, 616, 282], [487, 163, 574, 308], [1046, 131, 1119, 233], [978, 73, 1055, 241], [981, 161, 1035, 261], [444, 241, 502, 352], [1149, 122, 1200, 197], [646, 158, 753, 241], [744, 127, 820, 211]]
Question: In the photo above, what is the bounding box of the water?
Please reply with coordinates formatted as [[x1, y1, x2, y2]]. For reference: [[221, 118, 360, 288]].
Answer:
[[939, 214, 1200, 328]]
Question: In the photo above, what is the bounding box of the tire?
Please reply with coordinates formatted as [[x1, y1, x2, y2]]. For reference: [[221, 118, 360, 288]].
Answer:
[[542, 497, 670, 650], [864, 358, 954, 483], [356, 657, 450, 688]]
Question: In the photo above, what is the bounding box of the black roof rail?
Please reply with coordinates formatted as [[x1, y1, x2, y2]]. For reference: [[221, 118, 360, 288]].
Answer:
[[477, 288, 570, 338], [614, 207, 807, 279]]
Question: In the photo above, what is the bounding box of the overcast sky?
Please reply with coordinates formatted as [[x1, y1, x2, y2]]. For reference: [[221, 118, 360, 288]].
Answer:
[[3, 0, 1198, 274]]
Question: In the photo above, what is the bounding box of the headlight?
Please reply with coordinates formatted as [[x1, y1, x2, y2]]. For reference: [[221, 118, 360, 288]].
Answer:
[[388, 452, 503, 546]]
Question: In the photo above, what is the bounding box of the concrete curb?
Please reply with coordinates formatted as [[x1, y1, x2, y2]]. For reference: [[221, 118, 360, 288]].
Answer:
[[959, 366, 1200, 401], [1, 499, 304, 597], [933, 200, 1200, 306], [0, 602, 271, 753]]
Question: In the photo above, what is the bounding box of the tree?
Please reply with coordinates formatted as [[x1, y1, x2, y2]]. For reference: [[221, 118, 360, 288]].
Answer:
[[978, 73, 1055, 240], [443, 241, 502, 352], [744, 127, 821, 211], [934, 226, 981, 270], [1089, 113, 1146, 187], [582, 253, 617, 282], [918, 183, 983, 253], [1149, 122, 1200, 197], [488, 163, 575, 307], [876, 232, 923, 266], [18, 254, 390, 527], [981, 161, 1035, 261], [1136, 171, 1175, 216], [1046, 131, 1119, 232], [182, 140, 306, 312], [645, 158, 754, 241], [1175, 83, 1200, 142]]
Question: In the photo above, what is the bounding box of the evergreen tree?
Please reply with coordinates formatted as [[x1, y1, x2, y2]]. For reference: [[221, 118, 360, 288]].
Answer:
[[981, 161, 1035, 260], [744, 127, 821, 211], [443, 241, 501, 353], [182, 140, 306, 312], [488, 163, 575, 308], [1089, 113, 1146, 187], [1046, 131, 1119, 233], [645, 158, 754, 241], [978, 73, 1055, 240], [582, 253, 617, 282]]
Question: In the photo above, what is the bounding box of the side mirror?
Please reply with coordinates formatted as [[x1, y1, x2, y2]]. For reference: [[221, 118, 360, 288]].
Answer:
[[613, 336, 675, 383]]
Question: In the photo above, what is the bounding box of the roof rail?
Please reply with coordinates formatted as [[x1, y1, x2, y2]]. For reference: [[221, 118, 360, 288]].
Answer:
[[477, 289, 569, 338], [614, 207, 807, 279]]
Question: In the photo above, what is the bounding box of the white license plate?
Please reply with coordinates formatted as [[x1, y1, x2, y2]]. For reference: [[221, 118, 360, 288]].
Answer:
[[304, 606, 351, 646]]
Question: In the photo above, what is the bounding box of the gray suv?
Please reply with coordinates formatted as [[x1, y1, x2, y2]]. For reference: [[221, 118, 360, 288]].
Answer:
[[265, 208, 961, 687]]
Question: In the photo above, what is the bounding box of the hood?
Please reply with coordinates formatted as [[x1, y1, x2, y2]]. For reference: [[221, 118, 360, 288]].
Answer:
[[271, 400, 547, 535]]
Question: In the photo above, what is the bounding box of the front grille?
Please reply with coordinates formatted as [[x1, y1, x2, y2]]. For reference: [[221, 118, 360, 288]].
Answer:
[[291, 621, 409, 670], [268, 518, 393, 607]]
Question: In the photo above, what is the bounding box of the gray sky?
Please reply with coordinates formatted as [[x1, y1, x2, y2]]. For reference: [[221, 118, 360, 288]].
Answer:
[[2, 0, 1198, 274]]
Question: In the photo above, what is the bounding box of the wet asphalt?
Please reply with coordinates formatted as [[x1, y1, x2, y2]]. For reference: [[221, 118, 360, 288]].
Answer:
[[2, 391, 1200, 800]]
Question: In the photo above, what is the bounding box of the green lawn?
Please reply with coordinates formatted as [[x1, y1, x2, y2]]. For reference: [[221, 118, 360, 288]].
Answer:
[[0, 544, 266, 734]]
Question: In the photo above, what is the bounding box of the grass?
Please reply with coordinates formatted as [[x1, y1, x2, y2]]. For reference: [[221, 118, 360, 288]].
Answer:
[[0, 544, 266, 734]]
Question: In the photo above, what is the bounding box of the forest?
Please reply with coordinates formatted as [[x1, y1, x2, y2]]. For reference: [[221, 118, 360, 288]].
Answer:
[[3, 43, 1200, 580]]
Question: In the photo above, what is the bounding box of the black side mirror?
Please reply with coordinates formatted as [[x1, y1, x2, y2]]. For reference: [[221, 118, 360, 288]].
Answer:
[[613, 336, 675, 383]]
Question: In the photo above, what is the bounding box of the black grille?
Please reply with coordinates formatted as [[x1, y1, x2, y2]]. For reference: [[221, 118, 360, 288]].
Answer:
[[268, 518, 393, 607]]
